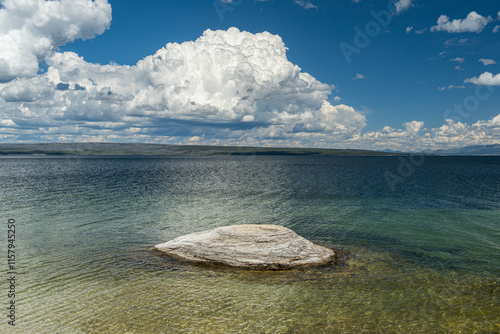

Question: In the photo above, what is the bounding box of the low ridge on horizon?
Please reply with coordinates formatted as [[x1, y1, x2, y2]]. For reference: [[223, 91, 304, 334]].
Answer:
[[0, 142, 404, 156], [433, 144, 500, 156]]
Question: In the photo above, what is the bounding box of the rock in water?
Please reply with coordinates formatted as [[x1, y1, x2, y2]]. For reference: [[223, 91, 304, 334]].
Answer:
[[154, 224, 335, 269]]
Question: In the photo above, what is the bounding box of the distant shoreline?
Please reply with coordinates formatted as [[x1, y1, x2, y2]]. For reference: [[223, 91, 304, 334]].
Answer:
[[0, 143, 404, 157], [0, 143, 498, 156]]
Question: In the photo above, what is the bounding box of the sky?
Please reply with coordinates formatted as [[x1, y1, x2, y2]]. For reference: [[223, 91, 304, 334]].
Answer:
[[0, 0, 499, 152]]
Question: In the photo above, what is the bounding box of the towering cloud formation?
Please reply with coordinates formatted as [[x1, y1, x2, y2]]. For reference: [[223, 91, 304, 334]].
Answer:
[[0, 27, 366, 145], [0, 0, 111, 82], [131, 28, 334, 124]]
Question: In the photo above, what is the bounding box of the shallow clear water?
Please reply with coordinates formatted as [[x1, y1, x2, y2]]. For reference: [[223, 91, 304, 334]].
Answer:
[[1, 155, 499, 333]]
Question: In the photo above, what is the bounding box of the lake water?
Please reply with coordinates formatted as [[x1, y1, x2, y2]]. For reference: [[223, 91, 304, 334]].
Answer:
[[1, 155, 499, 333]]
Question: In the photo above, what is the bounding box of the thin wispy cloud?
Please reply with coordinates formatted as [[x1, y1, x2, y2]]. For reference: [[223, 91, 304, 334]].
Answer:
[[254, 0, 317, 9], [293, 0, 317, 9], [444, 38, 468, 46], [479, 58, 496, 66], [438, 85, 465, 91]]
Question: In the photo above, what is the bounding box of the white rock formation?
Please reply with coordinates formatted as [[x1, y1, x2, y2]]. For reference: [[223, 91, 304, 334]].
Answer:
[[155, 224, 335, 269]]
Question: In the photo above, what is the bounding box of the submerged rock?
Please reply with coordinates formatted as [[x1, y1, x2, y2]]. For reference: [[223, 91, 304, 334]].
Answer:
[[154, 224, 335, 269]]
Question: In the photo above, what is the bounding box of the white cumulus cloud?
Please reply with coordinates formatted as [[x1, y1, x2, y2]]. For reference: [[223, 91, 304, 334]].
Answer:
[[465, 72, 500, 86], [0, 27, 369, 146], [0, 0, 111, 82], [394, 0, 413, 14], [350, 117, 500, 152], [430, 11, 492, 33]]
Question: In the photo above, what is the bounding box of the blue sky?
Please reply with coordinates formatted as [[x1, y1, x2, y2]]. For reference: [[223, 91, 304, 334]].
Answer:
[[0, 0, 499, 151]]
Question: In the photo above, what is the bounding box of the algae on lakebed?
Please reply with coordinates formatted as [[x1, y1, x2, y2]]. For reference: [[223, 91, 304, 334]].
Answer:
[[18, 244, 499, 334]]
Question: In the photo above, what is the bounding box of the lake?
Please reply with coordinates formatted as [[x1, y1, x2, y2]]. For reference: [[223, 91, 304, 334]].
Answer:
[[1, 155, 499, 333]]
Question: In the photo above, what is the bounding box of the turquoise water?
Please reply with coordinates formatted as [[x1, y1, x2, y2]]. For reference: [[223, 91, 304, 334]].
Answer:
[[1, 155, 499, 333]]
